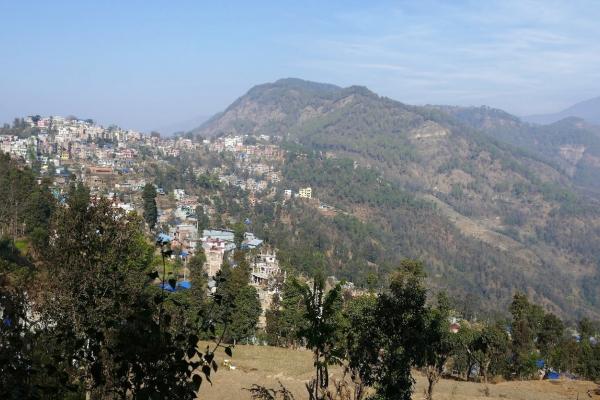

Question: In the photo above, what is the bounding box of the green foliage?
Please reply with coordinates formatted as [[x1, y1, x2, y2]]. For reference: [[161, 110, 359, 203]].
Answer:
[[343, 294, 378, 393], [347, 261, 429, 400], [277, 152, 592, 317], [295, 274, 344, 399], [196, 80, 600, 317], [67, 181, 90, 210], [471, 323, 510, 382], [228, 285, 262, 343], [0, 117, 41, 138], [195, 206, 210, 232], [0, 154, 55, 240], [197, 173, 221, 190], [213, 255, 261, 343], [422, 293, 455, 400], [0, 180, 228, 397], [284, 156, 430, 211], [38, 196, 200, 396], [142, 183, 158, 230], [265, 276, 307, 347], [233, 221, 246, 249], [508, 293, 553, 379]]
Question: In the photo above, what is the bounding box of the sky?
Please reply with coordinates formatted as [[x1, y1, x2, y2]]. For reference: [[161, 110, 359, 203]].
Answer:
[[1, 0, 600, 132]]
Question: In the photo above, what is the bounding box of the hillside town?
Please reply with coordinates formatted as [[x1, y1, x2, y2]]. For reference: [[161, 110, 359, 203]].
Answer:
[[0, 115, 343, 326]]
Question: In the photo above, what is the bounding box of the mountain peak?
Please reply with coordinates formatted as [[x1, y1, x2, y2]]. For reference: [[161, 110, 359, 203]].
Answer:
[[193, 79, 385, 137], [249, 78, 342, 94], [523, 96, 600, 125]]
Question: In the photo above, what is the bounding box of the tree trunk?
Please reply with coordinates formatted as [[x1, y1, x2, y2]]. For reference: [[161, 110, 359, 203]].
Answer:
[[466, 359, 476, 382], [425, 366, 440, 400], [482, 360, 491, 383]]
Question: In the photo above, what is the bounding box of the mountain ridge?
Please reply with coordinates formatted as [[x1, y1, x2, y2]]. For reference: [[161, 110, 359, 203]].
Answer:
[[523, 96, 600, 125], [191, 78, 600, 318]]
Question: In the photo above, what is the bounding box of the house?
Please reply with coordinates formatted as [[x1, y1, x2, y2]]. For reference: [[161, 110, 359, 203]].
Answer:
[[173, 189, 185, 201], [203, 245, 225, 277], [202, 229, 235, 242], [450, 323, 460, 334], [240, 232, 263, 250], [250, 250, 285, 328], [173, 224, 198, 242], [89, 166, 114, 175], [299, 187, 312, 199], [250, 250, 282, 287]]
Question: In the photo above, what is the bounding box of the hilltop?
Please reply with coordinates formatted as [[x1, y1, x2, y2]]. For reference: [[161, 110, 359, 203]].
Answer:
[[191, 78, 600, 318]]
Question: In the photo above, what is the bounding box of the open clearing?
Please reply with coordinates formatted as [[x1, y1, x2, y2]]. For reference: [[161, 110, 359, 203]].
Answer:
[[198, 344, 600, 400]]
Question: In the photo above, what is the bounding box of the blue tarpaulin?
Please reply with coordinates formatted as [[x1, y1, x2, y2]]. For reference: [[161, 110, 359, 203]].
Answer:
[[159, 282, 176, 292], [177, 281, 191, 289], [158, 281, 191, 291], [547, 371, 560, 380]]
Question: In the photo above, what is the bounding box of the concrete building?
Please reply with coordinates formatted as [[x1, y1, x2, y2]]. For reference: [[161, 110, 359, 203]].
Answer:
[[299, 187, 312, 199]]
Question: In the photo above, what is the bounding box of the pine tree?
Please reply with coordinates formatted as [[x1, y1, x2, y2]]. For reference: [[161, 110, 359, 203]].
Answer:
[[142, 183, 158, 230]]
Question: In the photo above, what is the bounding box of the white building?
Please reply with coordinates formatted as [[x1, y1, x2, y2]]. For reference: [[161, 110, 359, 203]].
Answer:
[[299, 187, 312, 199]]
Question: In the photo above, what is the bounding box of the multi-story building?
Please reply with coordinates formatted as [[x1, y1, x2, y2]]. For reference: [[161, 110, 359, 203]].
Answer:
[[299, 187, 312, 199]]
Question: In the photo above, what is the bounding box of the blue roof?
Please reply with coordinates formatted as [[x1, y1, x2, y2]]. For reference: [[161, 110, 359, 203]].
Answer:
[[243, 238, 263, 249], [203, 229, 234, 239], [156, 233, 172, 243], [224, 243, 237, 251]]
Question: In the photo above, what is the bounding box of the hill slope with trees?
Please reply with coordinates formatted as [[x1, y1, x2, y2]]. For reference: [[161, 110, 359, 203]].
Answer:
[[192, 78, 600, 319]]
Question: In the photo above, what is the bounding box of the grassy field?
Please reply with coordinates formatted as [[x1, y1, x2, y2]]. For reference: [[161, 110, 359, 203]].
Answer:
[[198, 344, 600, 400]]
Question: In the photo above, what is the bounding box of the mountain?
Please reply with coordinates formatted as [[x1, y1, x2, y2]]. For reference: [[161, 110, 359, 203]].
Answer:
[[523, 96, 600, 125], [191, 78, 344, 138], [436, 105, 600, 192], [192, 78, 600, 318]]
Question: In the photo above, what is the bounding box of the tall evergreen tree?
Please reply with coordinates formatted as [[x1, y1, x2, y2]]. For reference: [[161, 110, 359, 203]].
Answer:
[[142, 183, 158, 230], [214, 254, 261, 344]]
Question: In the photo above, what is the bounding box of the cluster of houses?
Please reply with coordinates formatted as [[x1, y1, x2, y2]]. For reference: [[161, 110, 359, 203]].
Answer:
[[0, 116, 208, 194], [206, 135, 286, 201], [166, 224, 283, 327], [2, 115, 352, 328]]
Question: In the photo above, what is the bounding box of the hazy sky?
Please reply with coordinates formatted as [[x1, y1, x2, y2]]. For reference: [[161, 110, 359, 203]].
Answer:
[[1, 0, 599, 132]]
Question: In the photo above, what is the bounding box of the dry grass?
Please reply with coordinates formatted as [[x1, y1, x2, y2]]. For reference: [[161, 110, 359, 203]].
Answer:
[[197, 344, 600, 400]]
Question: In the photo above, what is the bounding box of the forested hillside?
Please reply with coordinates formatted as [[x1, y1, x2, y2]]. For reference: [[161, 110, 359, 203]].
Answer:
[[435, 105, 600, 192], [193, 78, 600, 318]]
